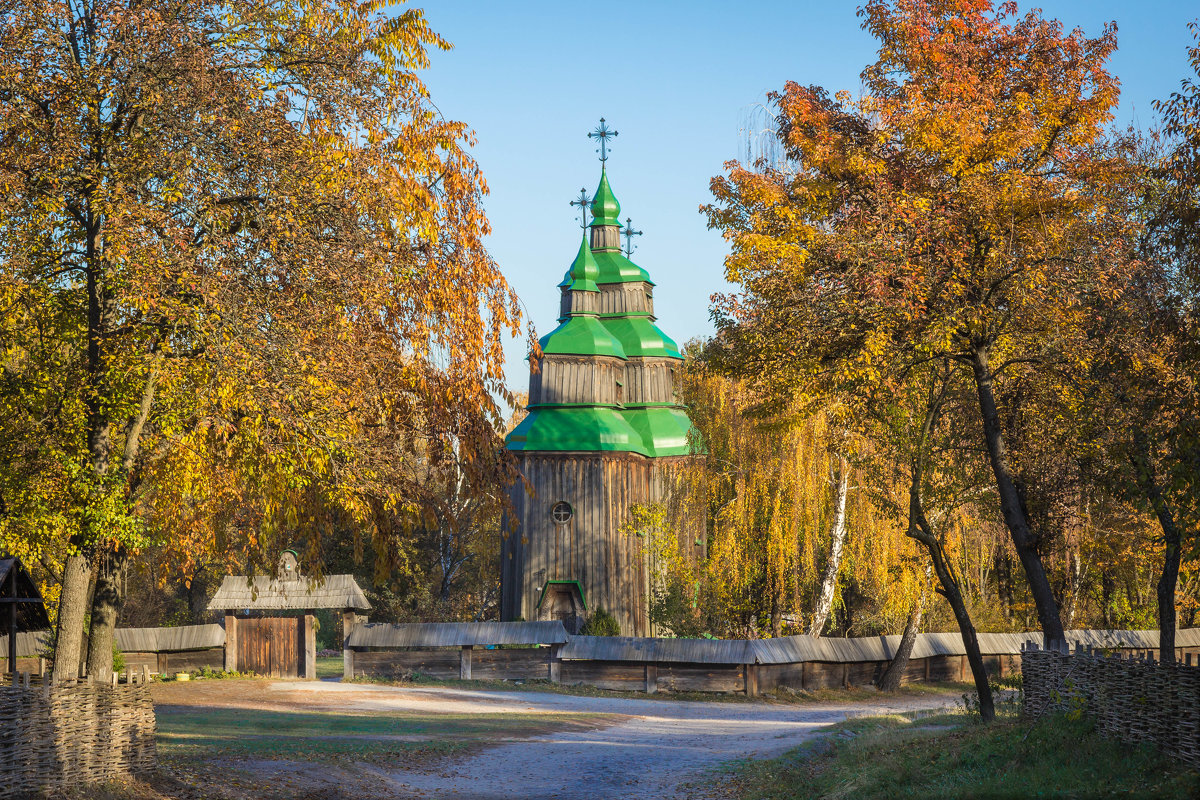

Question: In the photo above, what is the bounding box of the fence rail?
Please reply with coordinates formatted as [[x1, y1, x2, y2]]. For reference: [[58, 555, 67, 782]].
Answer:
[[347, 624, 1200, 695], [1022, 640, 1200, 769]]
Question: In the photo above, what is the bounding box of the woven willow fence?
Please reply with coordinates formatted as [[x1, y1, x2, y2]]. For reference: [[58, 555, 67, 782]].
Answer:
[[1022, 641, 1200, 769], [0, 674, 156, 798]]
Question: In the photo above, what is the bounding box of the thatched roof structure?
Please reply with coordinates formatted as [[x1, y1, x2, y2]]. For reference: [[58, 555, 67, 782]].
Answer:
[[207, 574, 370, 612]]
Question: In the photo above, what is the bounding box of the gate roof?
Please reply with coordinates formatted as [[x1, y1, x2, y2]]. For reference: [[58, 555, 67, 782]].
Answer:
[[207, 574, 370, 612]]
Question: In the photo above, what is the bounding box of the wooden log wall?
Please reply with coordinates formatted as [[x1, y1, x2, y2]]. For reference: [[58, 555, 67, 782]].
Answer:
[[620, 357, 678, 406], [597, 281, 653, 317], [350, 648, 552, 682], [559, 287, 600, 319], [503, 453, 653, 636], [590, 225, 621, 252], [529, 355, 624, 406], [349, 644, 1200, 697]]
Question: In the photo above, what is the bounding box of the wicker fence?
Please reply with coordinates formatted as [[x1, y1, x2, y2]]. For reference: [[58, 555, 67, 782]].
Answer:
[[1021, 640, 1200, 769], [0, 673, 156, 798]]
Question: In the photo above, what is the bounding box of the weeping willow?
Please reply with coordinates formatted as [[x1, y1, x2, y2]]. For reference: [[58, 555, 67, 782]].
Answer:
[[651, 358, 923, 639]]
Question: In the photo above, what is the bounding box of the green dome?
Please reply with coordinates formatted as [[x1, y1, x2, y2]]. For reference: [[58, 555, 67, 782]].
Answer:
[[506, 407, 648, 454], [592, 250, 652, 284], [601, 316, 681, 358], [557, 234, 600, 292], [540, 316, 627, 358], [589, 168, 621, 227]]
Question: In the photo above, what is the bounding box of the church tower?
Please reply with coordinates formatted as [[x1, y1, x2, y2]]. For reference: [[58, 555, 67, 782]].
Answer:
[[502, 123, 700, 635]]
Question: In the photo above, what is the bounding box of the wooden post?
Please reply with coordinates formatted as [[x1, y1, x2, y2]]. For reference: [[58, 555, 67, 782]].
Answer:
[[744, 663, 759, 696], [303, 612, 316, 680], [842, 662, 849, 689], [460, 645, 473, 680], [37, 657, 45, 678], [923, 657, 931, 683], [645, 663, 658, 694], [157, 652, 168, 675], [548, 644, 561, 683], [6, 594, 15, 676], [960, 655, 966, 682], [801, 661, 809, 690], [342, 609, 358, 680], [224, 612, 238, 672]]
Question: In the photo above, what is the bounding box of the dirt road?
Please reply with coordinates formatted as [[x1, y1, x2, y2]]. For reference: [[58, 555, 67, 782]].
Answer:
[[192, 681, 956, 800]]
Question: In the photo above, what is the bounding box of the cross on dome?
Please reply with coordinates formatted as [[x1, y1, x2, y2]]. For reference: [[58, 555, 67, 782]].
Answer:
[[569, 187, 593, 229], [588, 117, 618, 162], [621, 217, 643, 258]]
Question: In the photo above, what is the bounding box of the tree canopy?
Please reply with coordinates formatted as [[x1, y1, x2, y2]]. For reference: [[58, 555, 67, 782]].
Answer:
[[0, 0, 520, 679]]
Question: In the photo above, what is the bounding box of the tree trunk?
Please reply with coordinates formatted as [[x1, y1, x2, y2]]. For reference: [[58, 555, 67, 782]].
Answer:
[[809, 456, 849, 638], [907, 481, 994, 721], [52, 552, 92, 681], [1131, 432, 1182, 664], [877, 586, 924, 691], [969, 345, 1065, 644], [86, 545, 127, 682]]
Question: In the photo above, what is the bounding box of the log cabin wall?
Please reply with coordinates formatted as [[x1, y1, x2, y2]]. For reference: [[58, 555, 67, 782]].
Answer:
[[621, 357, 677, 406], [503, 452, 653, 636], [559, 284, 600, 318], [530, 354, 624, 407], [597, 282, 653, 316], [589, 224, 622, 252]]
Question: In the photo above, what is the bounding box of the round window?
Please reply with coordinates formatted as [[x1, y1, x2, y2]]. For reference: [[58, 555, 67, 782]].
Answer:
[[551, 501, 573, 524]]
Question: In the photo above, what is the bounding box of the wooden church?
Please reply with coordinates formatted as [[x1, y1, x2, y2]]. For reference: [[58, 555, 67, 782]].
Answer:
[[502, 124, 701, 635]]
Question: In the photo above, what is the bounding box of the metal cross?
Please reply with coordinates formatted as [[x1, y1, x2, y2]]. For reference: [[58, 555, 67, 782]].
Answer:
[[569, 188, 593, 229], [588, 117, 619, 162], [621, 217, 643, 258]]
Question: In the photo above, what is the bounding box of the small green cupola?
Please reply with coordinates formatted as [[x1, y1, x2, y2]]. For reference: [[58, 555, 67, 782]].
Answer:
[[557, 234, 600, 293], [589, 168, 621, 228]]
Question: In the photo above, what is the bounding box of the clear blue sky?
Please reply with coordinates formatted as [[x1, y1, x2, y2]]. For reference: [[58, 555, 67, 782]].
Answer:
[[417, 1, 1199, 390]]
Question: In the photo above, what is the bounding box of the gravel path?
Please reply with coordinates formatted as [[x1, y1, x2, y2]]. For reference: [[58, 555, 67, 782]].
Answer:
[[264, 682, 957, 800]]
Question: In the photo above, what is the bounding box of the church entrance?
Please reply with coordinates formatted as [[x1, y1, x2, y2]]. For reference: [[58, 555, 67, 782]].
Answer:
[[537, 580, 586, 634]]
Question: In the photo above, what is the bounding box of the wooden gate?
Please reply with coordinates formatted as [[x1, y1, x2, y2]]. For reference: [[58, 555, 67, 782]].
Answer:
[[236, 617, 301, 678]]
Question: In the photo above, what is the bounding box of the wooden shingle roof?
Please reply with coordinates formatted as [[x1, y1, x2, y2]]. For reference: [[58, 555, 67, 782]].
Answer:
[[207, 574, 370, 612], [347, 621, 569, 648], [114, 624, 226, 652], [556, 628, 1200, 664]]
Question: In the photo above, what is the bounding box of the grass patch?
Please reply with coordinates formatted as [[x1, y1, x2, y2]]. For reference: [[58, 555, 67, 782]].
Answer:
[[156, 705, 615, 766], [718, 710, 1200, 799], [314, 655, 343, 679]]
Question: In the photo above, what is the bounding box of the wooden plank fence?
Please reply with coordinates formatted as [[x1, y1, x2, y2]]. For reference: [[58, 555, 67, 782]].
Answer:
[[346, 624, 1200, 696]]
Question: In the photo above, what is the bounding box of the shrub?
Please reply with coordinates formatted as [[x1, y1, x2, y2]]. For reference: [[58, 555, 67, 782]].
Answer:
[[580, 607, 620, 636]]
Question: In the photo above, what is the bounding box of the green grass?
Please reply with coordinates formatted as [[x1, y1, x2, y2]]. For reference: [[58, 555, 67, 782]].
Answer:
[[716, 710, 1200, 799], [155, 705, 616, 765], [314, 655, 343, 679]]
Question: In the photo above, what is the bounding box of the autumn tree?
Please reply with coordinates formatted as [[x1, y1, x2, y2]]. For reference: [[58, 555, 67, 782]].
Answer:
[[666, 348, 922, 639], [0, 0, 519, 681], [705, 0, 1135, 644]]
